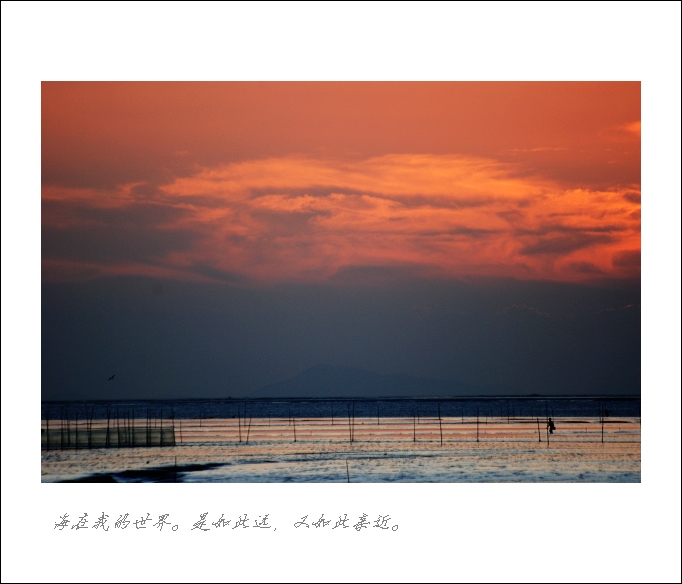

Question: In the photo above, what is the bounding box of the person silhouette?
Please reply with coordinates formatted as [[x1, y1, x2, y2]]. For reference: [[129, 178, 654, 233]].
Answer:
[[547, 417, 556, 434]]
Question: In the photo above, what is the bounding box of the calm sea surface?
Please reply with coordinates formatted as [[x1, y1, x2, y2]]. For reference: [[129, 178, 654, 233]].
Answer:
[[42, 396, 640, 421]]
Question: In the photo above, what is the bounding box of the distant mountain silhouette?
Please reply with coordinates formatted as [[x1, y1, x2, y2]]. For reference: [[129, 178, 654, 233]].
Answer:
[[253, 364, 487, 398]]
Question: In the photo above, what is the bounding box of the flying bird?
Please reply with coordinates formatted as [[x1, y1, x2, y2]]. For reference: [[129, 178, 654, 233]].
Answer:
[[108, 374, 115, 381]]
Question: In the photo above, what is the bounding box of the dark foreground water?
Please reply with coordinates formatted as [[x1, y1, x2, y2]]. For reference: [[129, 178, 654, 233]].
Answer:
[[42, 396, 640, 421]]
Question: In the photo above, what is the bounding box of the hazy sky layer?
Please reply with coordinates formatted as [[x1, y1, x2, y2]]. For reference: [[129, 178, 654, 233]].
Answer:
[[41, 82, 640, 399]]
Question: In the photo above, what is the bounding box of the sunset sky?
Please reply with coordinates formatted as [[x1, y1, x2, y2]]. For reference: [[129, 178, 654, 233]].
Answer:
[[41, 82, 640, 399]]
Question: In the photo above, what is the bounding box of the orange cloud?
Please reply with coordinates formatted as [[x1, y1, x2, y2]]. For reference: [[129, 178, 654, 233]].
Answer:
[[42, 154, 641, 284], [624, 121, 641, 136]]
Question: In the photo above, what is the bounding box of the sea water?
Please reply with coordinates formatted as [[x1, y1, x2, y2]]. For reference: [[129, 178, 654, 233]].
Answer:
[[40, 397, 640, 483]]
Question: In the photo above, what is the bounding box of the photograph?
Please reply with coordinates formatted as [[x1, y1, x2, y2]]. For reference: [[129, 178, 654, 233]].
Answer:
[[41, 81, 641, 484], [2, 3, 679, 582]]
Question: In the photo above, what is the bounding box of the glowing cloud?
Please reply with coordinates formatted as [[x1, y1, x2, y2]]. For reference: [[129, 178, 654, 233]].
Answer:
[[43, 154, 640, 283]]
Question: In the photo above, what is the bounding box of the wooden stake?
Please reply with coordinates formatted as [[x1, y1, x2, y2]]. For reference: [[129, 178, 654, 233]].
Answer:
[[476, 408, 479, 443], [346, 459, 350, 483], [90, 406, 95, 448], [86, 406, 91, 449], [246, 417, 252, 444], [171, 405, 176, 447], [238, 404, 242, 443], [438, 403, 443, 447], [105, 407, 110, 448], [352, 401, 355, 442], [293, 417, 297, 443], [537, 417, 541, 442]]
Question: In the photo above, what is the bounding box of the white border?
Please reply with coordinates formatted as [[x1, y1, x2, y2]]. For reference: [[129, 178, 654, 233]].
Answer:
[[2, 2, 680, 582]]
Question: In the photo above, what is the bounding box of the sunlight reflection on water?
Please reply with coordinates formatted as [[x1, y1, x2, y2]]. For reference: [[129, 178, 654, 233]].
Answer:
[[41, 417, 640, 483]]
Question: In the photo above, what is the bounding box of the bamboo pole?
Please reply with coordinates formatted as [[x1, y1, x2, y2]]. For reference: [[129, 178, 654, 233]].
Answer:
[[238, 404, 242, 443], [85, 407, 90, 449], [85, 407, 90, 448], [476, 408, 479, 443], [246, 417, 253, 444], [293, 417, 297, 443], [89, 406, 94, 449], [346, 459, 350, 483], [438, 402, 443, 447], [537, 417, 541, 442], [105, 407, 110, 448], [45, 411, 50, 451], [352, 401, 355, 443], [171, 404, 176, 447]]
